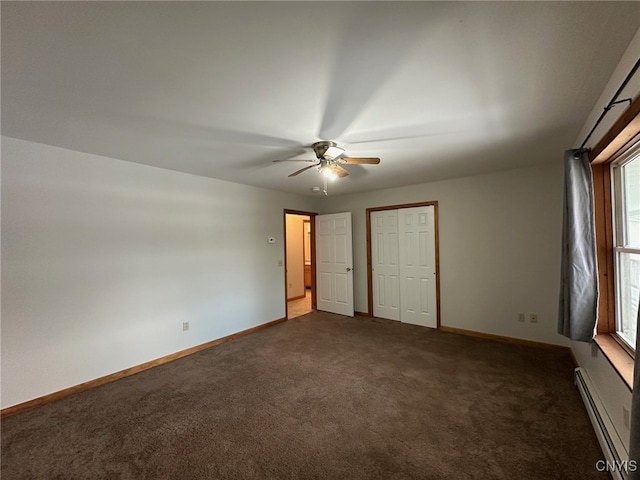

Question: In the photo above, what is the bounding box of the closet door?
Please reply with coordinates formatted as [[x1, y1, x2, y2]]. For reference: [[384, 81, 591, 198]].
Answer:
[[398, 206, 437, 328], [371, 210, 400, 321]]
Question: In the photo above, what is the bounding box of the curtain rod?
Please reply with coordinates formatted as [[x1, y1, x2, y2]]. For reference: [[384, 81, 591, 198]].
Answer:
[[579, 56, 640, 150]]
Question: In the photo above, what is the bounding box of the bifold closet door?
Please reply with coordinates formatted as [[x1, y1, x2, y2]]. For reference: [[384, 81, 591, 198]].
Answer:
[[371, 205, 437, 328], [398, 206, 437, 328], [371, 210, 400, 321]]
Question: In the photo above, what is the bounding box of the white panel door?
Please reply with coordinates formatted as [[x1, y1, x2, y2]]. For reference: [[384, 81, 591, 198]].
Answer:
[[398, 206, 437, 328], [371, 210, 400, 321], [316, 212, 354, 316]]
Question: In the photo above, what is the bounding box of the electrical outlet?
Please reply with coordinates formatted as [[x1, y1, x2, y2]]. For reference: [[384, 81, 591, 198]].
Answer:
[[530, 314, 538, 323], [518, 313, 525, 322], [182, 322, 189, 332]]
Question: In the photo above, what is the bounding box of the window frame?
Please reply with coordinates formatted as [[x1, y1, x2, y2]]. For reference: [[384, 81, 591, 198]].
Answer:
[[590, 94, 640, 389]]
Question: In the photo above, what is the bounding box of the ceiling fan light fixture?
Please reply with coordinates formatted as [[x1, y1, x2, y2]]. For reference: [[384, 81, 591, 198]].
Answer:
[[320, 166, 338, 181]]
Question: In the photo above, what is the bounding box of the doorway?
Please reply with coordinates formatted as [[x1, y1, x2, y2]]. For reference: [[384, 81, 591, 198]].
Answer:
[[284, 210, 316, 319]]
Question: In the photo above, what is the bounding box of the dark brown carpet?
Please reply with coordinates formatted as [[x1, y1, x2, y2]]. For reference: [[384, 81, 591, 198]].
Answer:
[[2, 312, 608, 479]]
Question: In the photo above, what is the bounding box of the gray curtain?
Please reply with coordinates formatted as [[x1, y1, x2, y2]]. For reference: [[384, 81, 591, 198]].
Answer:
[[629, 300, 640, 479], [558, 149, 598, 342]]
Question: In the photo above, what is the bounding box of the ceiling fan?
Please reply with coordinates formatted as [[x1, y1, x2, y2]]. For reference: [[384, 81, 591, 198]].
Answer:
[[273, 141, 380, 194]]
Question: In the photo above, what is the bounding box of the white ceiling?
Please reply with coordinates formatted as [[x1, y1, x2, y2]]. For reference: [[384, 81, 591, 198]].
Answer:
[[3, 2, 639, 197]]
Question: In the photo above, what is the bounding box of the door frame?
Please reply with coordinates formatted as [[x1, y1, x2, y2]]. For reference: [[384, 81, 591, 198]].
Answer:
[[283, 209, 317, 319], [365, 201, 441, 327]]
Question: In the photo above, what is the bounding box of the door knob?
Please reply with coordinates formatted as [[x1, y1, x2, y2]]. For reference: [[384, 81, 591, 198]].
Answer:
[[346, 267, 353, 272]]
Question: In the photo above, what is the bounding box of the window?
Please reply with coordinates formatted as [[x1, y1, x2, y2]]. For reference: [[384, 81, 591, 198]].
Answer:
[[612, 147, 640, 350], [590, 95, 640, 386]]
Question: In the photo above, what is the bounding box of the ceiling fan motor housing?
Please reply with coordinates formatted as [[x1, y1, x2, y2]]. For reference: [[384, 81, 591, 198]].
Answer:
[[312, 141, 342, 160]]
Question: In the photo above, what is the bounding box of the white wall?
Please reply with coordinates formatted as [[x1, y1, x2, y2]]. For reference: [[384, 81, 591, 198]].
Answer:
[[570, 27, 640, 454], [1, 136, 316, 409], [320, 161, 567, 346], [285, 214, 307, 300]]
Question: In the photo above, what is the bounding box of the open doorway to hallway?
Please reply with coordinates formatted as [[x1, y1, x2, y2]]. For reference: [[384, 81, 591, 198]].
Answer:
[[284, 211, 315, 319]]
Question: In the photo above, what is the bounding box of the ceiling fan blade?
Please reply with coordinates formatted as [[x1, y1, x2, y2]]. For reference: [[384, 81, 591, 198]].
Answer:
[[334, 165, 350, 177], [324, 145, 345, 160], [272, 158, 316, 163], [288, 164, 317, 177], [340, 157, 381, 165]]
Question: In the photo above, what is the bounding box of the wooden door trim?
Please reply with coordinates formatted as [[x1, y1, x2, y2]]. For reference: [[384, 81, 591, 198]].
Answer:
[[283, 210, 318, 318], [303, 220, 311, 289], [366, 201, 440, 327]]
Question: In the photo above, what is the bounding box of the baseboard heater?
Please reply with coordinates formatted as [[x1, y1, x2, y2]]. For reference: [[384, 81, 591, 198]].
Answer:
[[575, 367, 629, 480]]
